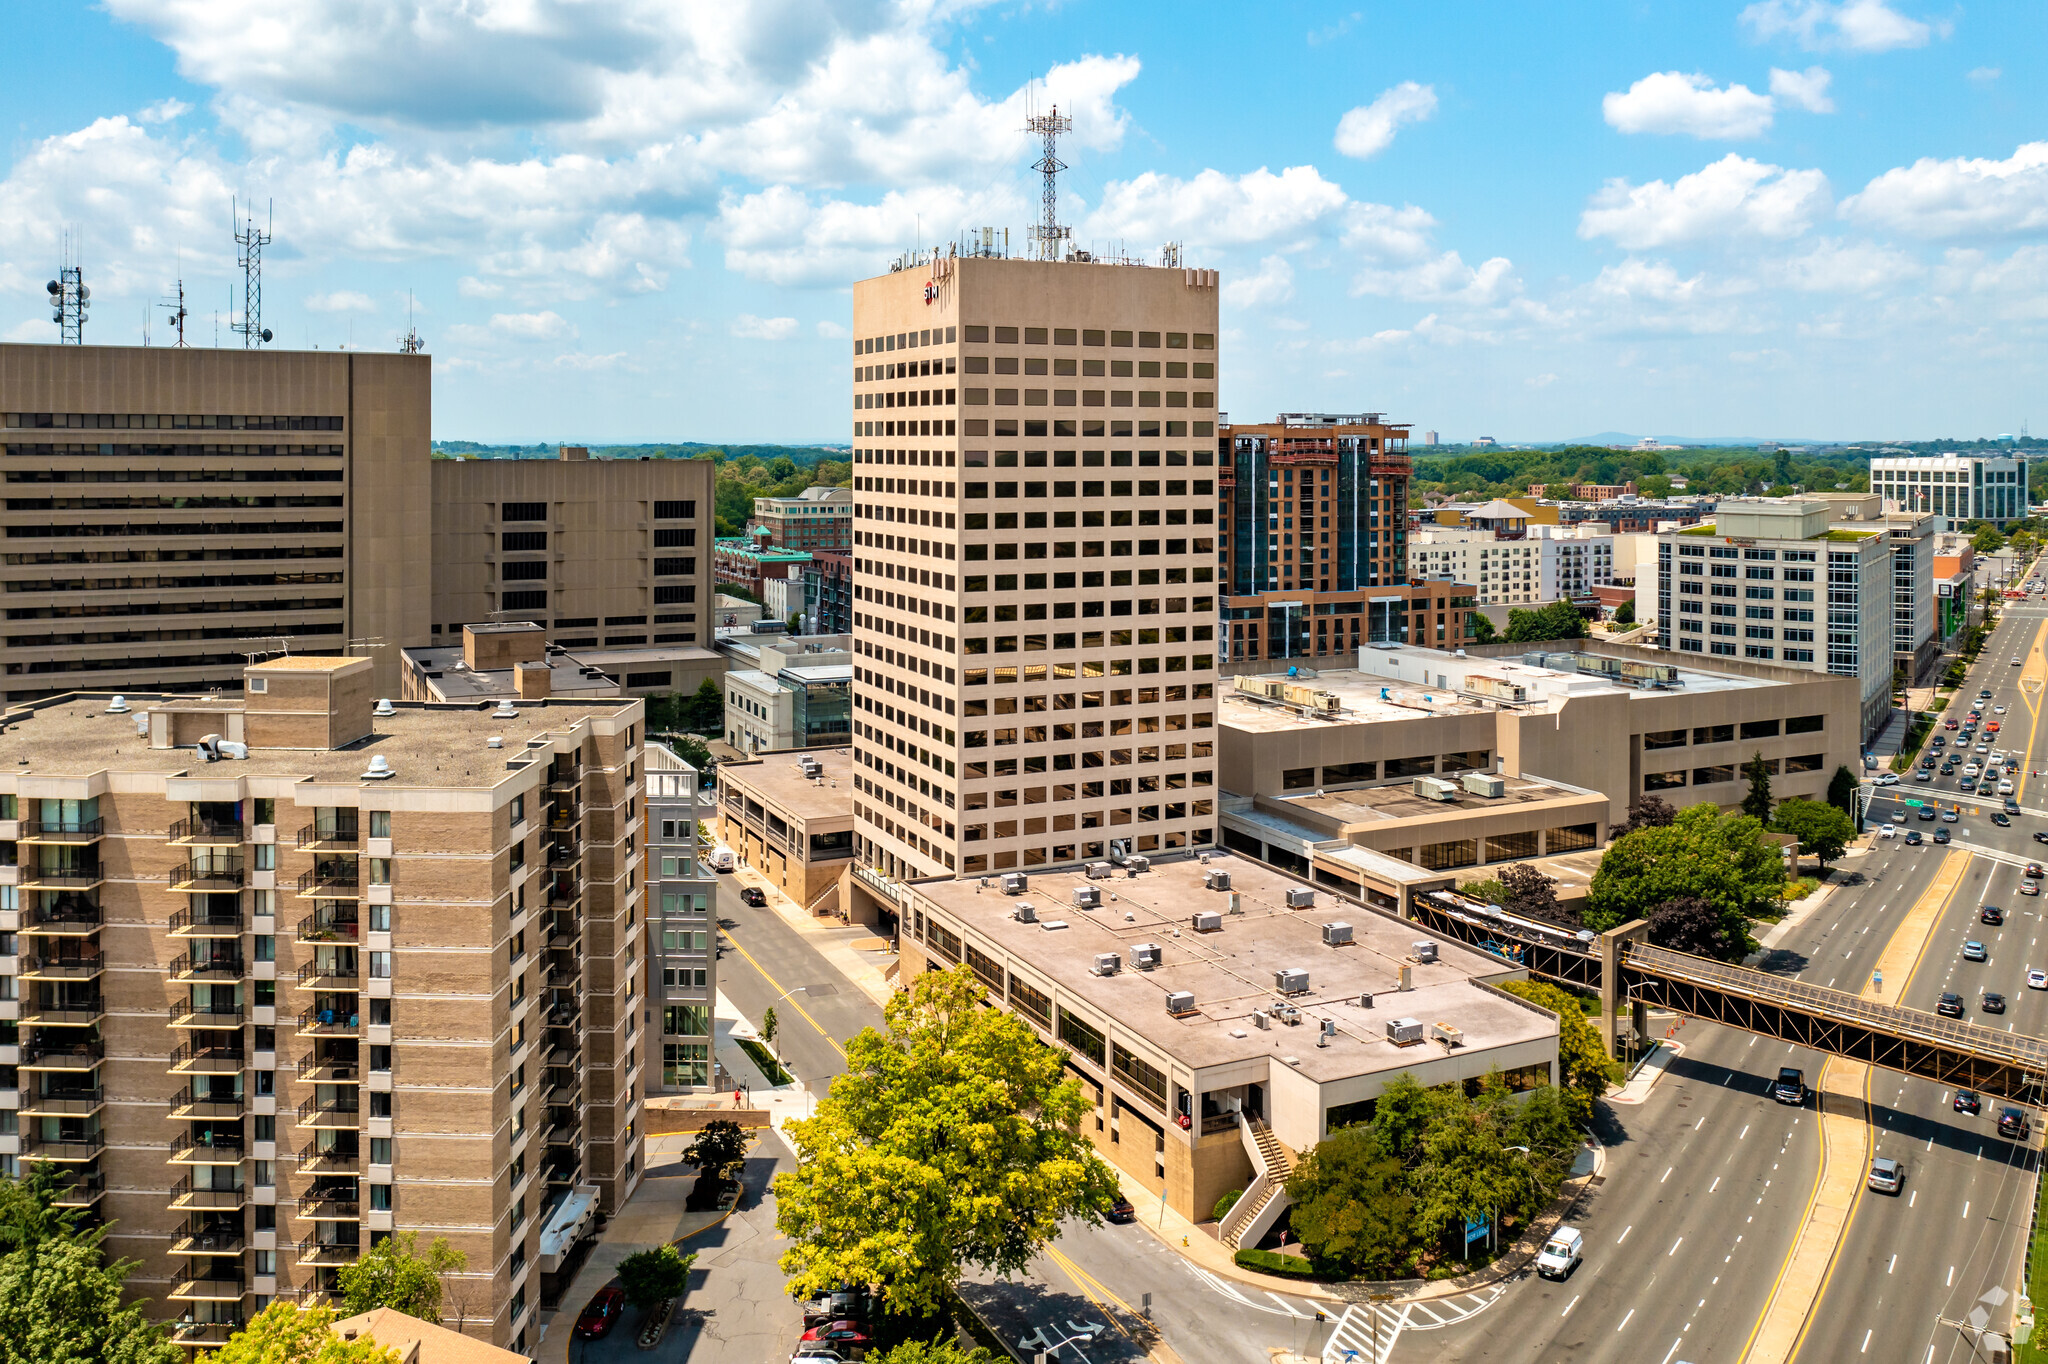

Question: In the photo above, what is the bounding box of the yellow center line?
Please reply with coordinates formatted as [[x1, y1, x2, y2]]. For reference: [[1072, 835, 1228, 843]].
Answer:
[[1042, 1245, 1137, 1340], [721, 930, 847, 1059]]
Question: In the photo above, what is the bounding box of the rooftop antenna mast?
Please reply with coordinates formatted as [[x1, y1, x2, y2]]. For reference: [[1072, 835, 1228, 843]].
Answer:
[[46, 234, 89, 345], [160, 277, 190, 348], [399, 291, 423, 353], [1024, 101, 1073, 262], [231, 197, 274, 348]]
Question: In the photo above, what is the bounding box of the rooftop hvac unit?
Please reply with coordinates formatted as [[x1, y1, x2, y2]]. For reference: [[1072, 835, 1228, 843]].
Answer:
[[1250, 1011, 1272, 1030], [1092, 952, 1121, 977], [1386, 1017, 1425, 1046], [1124, 855, 1151, 873], [1285, 887, 1316, 909], [1461, 772, 1506, 798], [1130, 943, 1162, 971], [1071, 886, 1102, 909], [1000, 872, 1027, 896], [1012, 902, 1036, 923], [1413, 940, 1439, 964], [1357, 991, 1375, 1009], [1273, 967, 1309, 995], [1317, 1018, 1337, 1048], [1191, 911, 1223, 933], [1165, 991, 1196, 1016], [1431, 1022, 1464, 1048], [1461, 674, 1530, 704], [1412, 776, 1459, 802], [1085, 862, 1114, 880], [1203, 869, 1233, 892], [1320, 921, 1354, 946]]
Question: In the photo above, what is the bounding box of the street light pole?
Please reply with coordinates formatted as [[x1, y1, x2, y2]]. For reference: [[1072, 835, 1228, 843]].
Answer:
[[764, 985, 806, 1064]]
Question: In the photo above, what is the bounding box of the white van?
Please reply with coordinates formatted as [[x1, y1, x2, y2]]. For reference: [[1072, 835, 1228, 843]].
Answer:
[[708, 845, 736, 873], [1535, 1226, 1583, 1279]]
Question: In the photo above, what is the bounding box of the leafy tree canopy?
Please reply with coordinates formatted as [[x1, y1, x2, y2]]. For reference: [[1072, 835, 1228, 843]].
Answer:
[[1608, 794, 1677, 840], [1496, 980, 1621, 1124], [616, 1245, 696, 1311], [335, 1231, 465, 1324], [1586, 803, 1781, 945], [1497, 862, 1570, 927], [1283, 1127, 1412, 1278], [1770, 798, 1856, 868], [774, 965, 1120, 1316], [202, 1304, 400, 1364], [1826, 764, 1860, 817], [1500, 601, 1588, 644], [1741, 752, 1775, 822], [682, 1119, 750, 1174], [1647, 895, 1746, 961], [1467, 612, 1499, 645], [867, 1342, 999, 1364], [0, 1167, 181, 1364]]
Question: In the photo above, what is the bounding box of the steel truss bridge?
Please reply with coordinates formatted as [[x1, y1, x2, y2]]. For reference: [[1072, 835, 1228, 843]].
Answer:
[[1410, 891, 2048, 1107]]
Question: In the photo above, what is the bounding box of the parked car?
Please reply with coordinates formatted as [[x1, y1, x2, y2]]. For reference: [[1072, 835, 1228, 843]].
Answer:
[[1868, 1157, 1903, 1195], [740, 886, 768, 907], [1985, 991, 2007, 1014], [801, 1322, 876, 1351], [1106, 1194, 1137, 1224], [576, 1286, 626, 1340], [1937, 992, 1965, 1017], [1536, 1226, 1585, 1279], [708, 846, 737, 872], [1956, 1090, 1982, 1114], [801, 1289, 874, 1330], [2001, 1108, 2032, 1140]]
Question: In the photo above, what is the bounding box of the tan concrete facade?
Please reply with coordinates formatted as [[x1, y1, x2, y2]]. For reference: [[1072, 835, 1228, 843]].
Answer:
[[429, 456, 714, 650], [714, 750, 855, 914], [0, 673, 647, 1353], [0, 344, 431, 705], [849, 255, 1223, 887]]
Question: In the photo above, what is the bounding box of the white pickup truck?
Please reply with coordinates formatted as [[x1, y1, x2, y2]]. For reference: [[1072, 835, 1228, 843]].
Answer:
[[1535, 1226, 1583, 1279]]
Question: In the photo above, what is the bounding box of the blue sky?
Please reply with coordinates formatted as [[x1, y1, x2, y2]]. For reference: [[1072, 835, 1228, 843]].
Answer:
[[3, 1, 2045, 443]]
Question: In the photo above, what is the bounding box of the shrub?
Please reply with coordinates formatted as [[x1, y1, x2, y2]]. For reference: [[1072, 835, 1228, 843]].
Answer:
[[1213, 1189, 1243, 1221], [1233, 1248, 1323, 1278]]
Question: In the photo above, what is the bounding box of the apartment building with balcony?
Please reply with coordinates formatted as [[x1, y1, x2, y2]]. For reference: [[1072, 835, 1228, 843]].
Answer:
[[0, 657, 646, 1352], [644, 745, 716, 1096], [751, 486, 853, 552]]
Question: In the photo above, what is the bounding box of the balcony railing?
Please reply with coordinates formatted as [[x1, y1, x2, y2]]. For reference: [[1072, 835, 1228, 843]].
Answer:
[[49, 1171, 106, 1207], [24, 1131, 105, 1161], [296, 1096, 361, 1129], [167, 1273, 247, 1302], [296, 1055, 360, 1084], [546, 765, 582, 792], [20, 862, 103, 889], [296, 1007, 360, 1036], [168, 816, 244, 846], [294, 1142, 359, 1174], [20, 1040, 104, 1069], [548, 798, 581, 830], [295, 958, 359, 990], [168, 1043, 246, 1074], [168, 905, 244, 936], [20, 948, 104, 980], [168, 1175, 245, 1211], [22, 997, 105, 1026], [547, 837, 582, 867], [22, 1086, 103, 1116], [168, 1002, 246, 1028], [297, 1233, 360, 1266], [169, 1319, 245, 1347], [27, 901, 102, 932], [296, 863, 360, 897], [297, 1192, 362, 1220], [295, 909, 359, 942], [170, 952, 245, 981], [168, 861, 245, 891], [18, 817, 104, 842], [171, 1229, 246, 1257], [170, 1133, 245, 1164], [166, 1087, 244, 1120], [295, 822, 360, 851], [546, 875, 580, 907]]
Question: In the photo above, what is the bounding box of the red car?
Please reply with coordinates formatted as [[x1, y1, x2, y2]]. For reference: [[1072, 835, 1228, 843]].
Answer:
[[576, 1285, 626, 1339], [800, 1321, 875, 1349]]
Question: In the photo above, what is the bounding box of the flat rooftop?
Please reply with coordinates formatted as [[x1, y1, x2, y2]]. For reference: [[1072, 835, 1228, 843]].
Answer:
[[0, 694, 634, 790], [1277, 772, 1595, 828], [402, 643, 719, 700], [718, 749, 854, 823], [911, 850, 1555, 1084]]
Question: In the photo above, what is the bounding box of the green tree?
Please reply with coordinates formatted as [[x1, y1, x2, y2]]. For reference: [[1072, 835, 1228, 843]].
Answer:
[[774, 965, 1120, 1316], [1501, 600, 1589, 644], [1467, 611, 1499, 645], [867, 1342, 998, 1364], [762, 1006, 779, 1057], [1498, 862, 1569, 926], [1770, 798, 1856, 869], [1826, 764, 1860, 818], [1284, 1126, 1413, 1277], [202, 1304, 400, 1364], [1647, 895, 1744, 960], [1586, 803, 1782, 945], [1607, 793, 1677, 840], [1496, 980, 1620, 1124], [336, 1231, 466, 1324], [1612, 599, 1635, 626], [684, 678, 726, 732], [1974, 525, 2007, 555], [615, 1245, 697, 1311], [0, 1168, 181, 1364], [1741, 751, 1774, 822], [682, 1119, 750, 1176], [673, 734, 713, 773]]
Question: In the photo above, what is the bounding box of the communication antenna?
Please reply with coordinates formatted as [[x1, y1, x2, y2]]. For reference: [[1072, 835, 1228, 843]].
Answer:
[[160, 277, 190, 348], [46, 235, 89, 345], [398, 291, 424, 353], [231, 197, 274, 348], [1024, 102, 1073, 262]]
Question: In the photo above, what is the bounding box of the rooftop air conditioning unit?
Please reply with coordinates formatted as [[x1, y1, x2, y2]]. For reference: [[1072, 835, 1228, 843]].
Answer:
[[1320, 922, 1354, 947], [1250, 1011, 1271, 1030], [1386, 1017, 1425, 1046], [1191, 911, 1222, 933], [1092, 953, 1121, 977], [1431, 1022, 1464, 1048], [1124, 855, 1150, 873], [1412, 940, 1439, 964], [1012, 902, 1036, 923], [1165, 991, 1196, 1015], [1000, 873, 1027, 896], [1130, 943, 1163, 971], [1071, 886, 1102, 909], [1413, 776, 1459, 802], [1203, 869, 1232, 892], [1357, 991, 1375, 1009], [1460, 772, 1506, 798], [1085, 862, 1114, 880], [1285, 888, 1316, 909], [1273, 967, 1309, 995]]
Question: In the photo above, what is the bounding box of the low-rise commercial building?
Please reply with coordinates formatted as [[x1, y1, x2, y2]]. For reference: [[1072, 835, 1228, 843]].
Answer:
[[751, 485, 853, 552], [399, 624, 724, 706], [713, 539, 812, 600], [722, 639, 852, 755], [896, 852, 1558, 1234], [0, 660, 646, 1352], [716, 749, 856, 914]]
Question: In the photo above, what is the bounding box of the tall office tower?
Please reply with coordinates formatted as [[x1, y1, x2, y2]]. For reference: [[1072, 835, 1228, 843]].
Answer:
[[430, 450, 715, 648], [1217, 413, 1472, 659], [846, 255, 1223, 886], [0, 662, 644, 1352], [0, 345, 431, 705]]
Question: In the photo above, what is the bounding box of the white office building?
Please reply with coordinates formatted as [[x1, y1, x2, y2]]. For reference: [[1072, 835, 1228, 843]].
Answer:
[[1870, 452, 2028, 526], [1654, 498, 1894, 738], [1531, 524, 1618, 601]]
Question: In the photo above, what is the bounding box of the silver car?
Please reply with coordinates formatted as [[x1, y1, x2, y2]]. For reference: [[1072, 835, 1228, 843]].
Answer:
[[1868, 1156, 1902, 1194]]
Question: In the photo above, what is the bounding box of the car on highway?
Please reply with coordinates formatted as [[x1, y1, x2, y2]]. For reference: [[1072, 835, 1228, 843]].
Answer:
[[1944, 806, 1960, 821], [1536, 1226, 1584, 1279], [1880, 823, 1898, 838], [1937, 992, 1966, 1017], [1875, 772, 1900, 786], [1994, 812, 2013, 827], [1867, 1157, 1903, 1195], [740, 886, 768, 907], [1915, 770, 1934, 782], [1997, 705, 2010, 714], [1962, 776, 1980, 792], [1919, 805, 1938, 820], [1905, 830, 1924, 845], [1983, 688, 1995, 699], [1957, 1090, 1982, 1114], [1773, 1067, 1807, 1105], [1985, 991, 2007, 1014], [1946, 719, 1962, 730], [2034, 831, 2048, 845], [575, 1286, 626, 1340], [1934, 828, 1951, 844], [2001, 1108, 2032, 1140], [2025, 882, 2042, 897], [1965, 941, 1989, 961], [1965, 763, 1982, 777], [1983, 904, 2005, 925], [2028, 863, 2045, 879], [1921, 755, 1938, 769], [2010, 797, 2025, 813]]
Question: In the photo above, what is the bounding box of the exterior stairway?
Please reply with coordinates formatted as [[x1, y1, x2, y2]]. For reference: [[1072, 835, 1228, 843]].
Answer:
[[1219, 1116, 1295, 1250]]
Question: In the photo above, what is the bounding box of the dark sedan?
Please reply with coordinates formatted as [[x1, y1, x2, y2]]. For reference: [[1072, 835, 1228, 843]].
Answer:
[[740, 886, 768, 907], [1983, 905, 2005, 925], [1937, 992, 1965, 1017], [1956, 1090, 1982, 1114], [1984, 992, 2007, 1014], [1994, 812, 2013, 827]]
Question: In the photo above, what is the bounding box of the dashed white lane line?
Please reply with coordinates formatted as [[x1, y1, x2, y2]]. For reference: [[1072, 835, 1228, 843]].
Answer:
[[1561, 1295, 1580, 1318], [1662, 1166, 1672, 1183], [1617, 1308, 1636, 1333], [1616, 1225, 1632, 1245], [1709, 1176, 1721, 1193], [1668, 1237, 1684, 1256], [1660, 1338, 1684, 1364], [1863, 1327, 1873, 1352]]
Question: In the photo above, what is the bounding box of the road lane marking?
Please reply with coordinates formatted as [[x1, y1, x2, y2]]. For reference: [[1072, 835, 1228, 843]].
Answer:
[[1741, 1124, 1751, 1139], [1662, 1166, 1673, 1183], [1661, 1339, 1684, 1364], [1862, 1328, 1872, 1352], [1561, 1295, 1579, 1318], [1669, 1237, 1684, 1256], [1617, 1225, 1632, 1245], [1617, 1308, 1635, 1332], [721, 931, 847, 1058], [1710, 1177, 1721, 1193]]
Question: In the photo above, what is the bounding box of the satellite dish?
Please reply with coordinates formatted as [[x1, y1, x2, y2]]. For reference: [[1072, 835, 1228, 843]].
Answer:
[[51, 311, 62, 324], [78, 286, 89, 301], [260, 328, 273, 343], [46, 280, 59, 295]]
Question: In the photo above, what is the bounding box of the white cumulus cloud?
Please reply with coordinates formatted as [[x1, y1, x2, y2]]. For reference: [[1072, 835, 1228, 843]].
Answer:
[[1739, 0, 1937, 53], [1222, 255, 1296, 309], [731, 314, 799, 341], [1603, 72, 1775, 139], [1768, 65, 1835, 113], [1085, 165, 1349, 252], [1580, 154, 1831, 249], [490, 310, 575, 340], [305, 290, 376, 313], [1333, 82, 1437, 159], [1840, 143, 2048, 239]]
